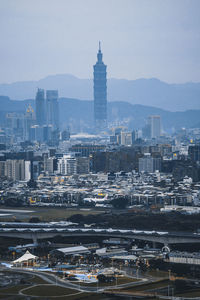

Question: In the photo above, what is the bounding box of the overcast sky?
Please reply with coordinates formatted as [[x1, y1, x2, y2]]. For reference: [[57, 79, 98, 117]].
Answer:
[[0, 0, 200, 83]]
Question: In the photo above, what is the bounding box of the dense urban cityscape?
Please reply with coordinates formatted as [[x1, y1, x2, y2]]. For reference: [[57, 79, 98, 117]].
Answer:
[[1, 1, 200, 299]]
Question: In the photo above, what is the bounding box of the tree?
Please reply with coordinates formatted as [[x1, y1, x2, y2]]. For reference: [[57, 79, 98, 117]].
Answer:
[[111, 197, 129, 209], [27, 179, 37, 189], [68, 214, 85, 223], [97, 274, 106, 282], [4, 197, 23, 207], [97, 274, 114, 283], [29, 217, 41, 223]]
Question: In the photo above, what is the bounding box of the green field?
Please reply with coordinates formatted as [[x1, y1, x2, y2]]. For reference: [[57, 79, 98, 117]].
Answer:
[[0, 284, 28, 294], [176, 290, 200, 297], [116, 278, 200, 298], [0, 206, 103, 222], [28, 275, 49, 284], [0, 285, 108, 300], [119, 278, 170, 292], [22, 284, 78, 296], [32, 207, 103, 221], [0, 272, 113, 300], [0, 277, 105, 299]]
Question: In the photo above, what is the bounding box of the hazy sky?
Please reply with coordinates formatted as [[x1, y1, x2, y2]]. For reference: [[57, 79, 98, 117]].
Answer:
[[0, 0, 200, 83]]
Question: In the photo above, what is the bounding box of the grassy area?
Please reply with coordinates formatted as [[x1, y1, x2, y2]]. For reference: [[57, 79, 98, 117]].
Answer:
[[115, 276, 140, 285], [49, 293, 109, 300], [0, 284, 28, 294], [29, 275, 49, 284], [0, 206, 103, 222], [145, 269, 170, 278], [119, 281, 200, 299], [176, 290, 200, 297], [33, 207, 103, 222], [119, 278, 200, 297], [0, 274, 100, 300], [22, 284, 79, 296], [120, 279, 169, 292], [0, 287, 104, 300], [0, 296, 25, 300]]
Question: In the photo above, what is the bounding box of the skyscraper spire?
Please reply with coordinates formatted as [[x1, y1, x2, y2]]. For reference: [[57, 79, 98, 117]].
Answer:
[[97, 41, 102, 63]]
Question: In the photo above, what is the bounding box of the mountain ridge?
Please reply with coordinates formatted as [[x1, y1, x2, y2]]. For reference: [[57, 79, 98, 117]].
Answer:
[[0, 74, 200, 111]]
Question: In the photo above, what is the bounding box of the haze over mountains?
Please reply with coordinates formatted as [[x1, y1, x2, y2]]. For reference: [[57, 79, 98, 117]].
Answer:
[[0, 74, 200, 111], [0, 96, 200, 133]]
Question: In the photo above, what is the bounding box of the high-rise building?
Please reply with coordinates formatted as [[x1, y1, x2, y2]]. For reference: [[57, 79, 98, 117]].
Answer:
[[76, 157, 90, 174], [5, 105, 35, 142], [93, 42, 107, 132], [69, 144, 106, 157], [57, 155, 77, 175], [29, 125, 44, 142], [35, 88, 45, 126], [44, 156, 57, 175], [32, 161, 43, 180], [61, 129, 70, 141], [139, 153, 161, 173], [24, 104, 35, 140], [6, 112, 24, 140], [188, 145, 200, 162], [120, 131, 135, 146], [46, 90, 59, 129], [4, 159, 31, 181], [148, 115, 161, 139], [0, 161, 5, 177], [33, 89, 60, 143]]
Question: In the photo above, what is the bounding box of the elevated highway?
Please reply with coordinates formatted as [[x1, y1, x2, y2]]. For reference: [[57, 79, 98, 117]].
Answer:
[[0, 222, 200, 245]]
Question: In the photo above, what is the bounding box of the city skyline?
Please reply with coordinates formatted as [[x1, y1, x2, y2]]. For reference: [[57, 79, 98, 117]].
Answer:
[[0, 0, 200, 84]]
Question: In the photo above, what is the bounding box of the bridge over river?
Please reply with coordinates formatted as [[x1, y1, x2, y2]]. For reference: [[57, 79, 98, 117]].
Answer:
[[0, 222, 200, 246]]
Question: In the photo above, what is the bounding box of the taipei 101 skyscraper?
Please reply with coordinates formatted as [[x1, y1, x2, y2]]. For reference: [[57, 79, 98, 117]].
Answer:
[[93, 42, 107, 132]]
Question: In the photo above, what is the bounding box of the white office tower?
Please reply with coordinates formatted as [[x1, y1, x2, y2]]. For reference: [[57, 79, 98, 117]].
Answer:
[[139, 153, 161, 173], [120, 131, 134, 146], [5, 160, 31, 181], [58, 155, 77, 175], [44, 156, 55, 175], [148, 115, 161, 139], [24, 161, 31, 181]]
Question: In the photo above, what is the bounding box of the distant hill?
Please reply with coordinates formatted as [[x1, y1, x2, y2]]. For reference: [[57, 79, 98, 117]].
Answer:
[[0, 96, 199, 133], [0, 74, 200, 111]]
